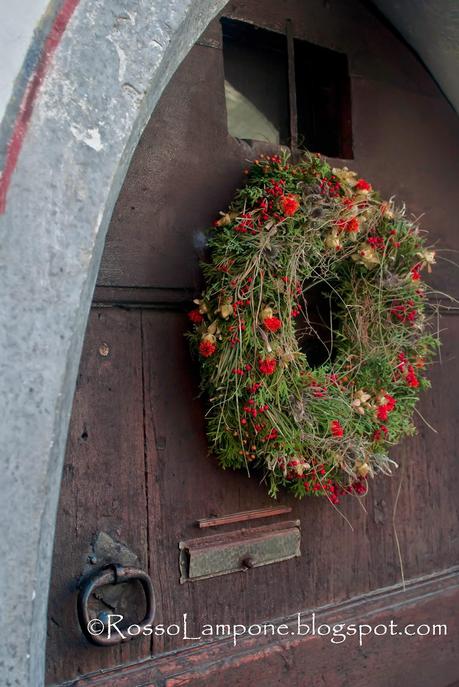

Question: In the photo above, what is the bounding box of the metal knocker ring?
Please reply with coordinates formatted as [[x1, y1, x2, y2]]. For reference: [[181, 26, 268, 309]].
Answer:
[[77, 564, 156, 646]]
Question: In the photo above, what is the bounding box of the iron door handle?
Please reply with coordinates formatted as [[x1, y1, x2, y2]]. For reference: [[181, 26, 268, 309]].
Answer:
[[77, 563, 155, 646]]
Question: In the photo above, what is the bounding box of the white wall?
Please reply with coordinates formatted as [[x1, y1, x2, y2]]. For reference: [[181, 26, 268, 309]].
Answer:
[[374, 0, 459, 113], [0, 0, 50, 118]]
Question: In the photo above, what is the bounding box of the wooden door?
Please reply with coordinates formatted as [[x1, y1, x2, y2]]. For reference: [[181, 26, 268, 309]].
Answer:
[[46, 1, 459, 685]]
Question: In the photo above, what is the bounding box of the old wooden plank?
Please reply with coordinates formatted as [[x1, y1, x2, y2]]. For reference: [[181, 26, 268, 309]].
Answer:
[[141, 310, 292, 656], [45, 309, 150, 684], [63, 567, 459, 687]]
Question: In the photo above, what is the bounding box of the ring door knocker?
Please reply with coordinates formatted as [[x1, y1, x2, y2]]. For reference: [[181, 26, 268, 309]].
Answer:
[[77, 564, 156, 646]]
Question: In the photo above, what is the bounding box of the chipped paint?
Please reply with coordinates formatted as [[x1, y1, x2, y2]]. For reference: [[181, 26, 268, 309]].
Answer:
[[107, 35, 127, 83], [70, 123, 102, 151]]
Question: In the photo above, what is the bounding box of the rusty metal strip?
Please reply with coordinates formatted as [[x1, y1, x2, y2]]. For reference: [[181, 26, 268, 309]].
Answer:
[[196, 505, 292, 529], [286, 19, 298, 151]]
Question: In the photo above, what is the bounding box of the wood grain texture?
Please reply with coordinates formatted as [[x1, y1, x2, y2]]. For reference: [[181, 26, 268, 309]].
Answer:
[[140, 311, 459, 652], [46, 310, 150, 683], [47, 0, 459, 684], [61, 567, 459, 687]]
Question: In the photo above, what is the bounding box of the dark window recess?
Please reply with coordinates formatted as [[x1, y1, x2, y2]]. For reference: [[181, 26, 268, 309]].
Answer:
[[295, 40, 353, 158], [221, 18, 290, 145], [221, 17, 353, 159]]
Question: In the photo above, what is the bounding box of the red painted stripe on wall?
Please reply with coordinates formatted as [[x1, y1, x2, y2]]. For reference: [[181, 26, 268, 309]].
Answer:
[[0, 0, 80, 214]]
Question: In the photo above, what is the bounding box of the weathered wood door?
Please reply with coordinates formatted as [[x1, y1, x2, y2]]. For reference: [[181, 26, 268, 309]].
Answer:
[[46, 1, 459, 685]]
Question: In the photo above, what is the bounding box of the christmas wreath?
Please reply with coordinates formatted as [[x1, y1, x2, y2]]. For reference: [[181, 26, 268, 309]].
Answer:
[[187, 153, 438, 503]]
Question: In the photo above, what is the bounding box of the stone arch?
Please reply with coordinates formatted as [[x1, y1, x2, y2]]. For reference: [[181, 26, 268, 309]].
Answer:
[[0, 2, 225, 684]]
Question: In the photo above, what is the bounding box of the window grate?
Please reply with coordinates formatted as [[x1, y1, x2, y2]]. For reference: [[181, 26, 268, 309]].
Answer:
[[221, 16, 353, 159]]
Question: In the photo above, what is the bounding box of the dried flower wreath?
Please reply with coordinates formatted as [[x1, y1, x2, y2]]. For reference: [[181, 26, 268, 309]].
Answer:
[[187, 152, 438, 503]]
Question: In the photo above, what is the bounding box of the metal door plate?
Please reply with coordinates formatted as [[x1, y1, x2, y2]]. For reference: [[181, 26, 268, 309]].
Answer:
[[179, 520, 300, 582]]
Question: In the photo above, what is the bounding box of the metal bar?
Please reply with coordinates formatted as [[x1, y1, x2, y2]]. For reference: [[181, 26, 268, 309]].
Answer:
[[286, 19, 298, 151], [196, 505, 292, 529], [92, 285, 195, 310]]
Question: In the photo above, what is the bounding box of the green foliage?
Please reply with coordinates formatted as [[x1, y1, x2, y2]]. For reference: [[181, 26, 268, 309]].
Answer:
[[187, 152, 440, 502]]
